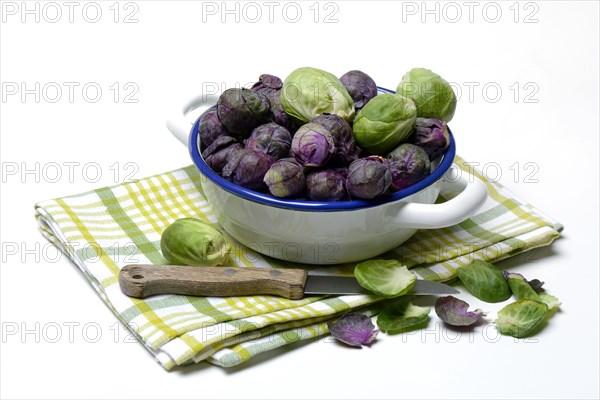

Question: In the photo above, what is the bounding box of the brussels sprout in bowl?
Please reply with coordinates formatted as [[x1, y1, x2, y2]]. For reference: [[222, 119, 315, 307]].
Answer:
[[169, 88, 488, 264]]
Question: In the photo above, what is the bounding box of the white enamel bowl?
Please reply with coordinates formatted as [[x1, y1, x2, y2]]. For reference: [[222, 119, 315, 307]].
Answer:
[[166, 90, 488, 265]]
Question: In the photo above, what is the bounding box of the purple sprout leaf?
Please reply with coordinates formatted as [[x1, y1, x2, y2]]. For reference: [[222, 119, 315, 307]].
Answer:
[[528, 279, 546, 293], [435, 296, 487, 327], [327, 313, 378, 348]]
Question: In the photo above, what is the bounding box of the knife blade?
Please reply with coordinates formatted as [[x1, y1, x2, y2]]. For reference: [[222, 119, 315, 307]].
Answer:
[[119, 264, 458, 300]]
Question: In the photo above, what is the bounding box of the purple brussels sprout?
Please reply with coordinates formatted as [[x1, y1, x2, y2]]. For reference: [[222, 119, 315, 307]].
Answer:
[[386, 143, 431, 191], [311, 114, 360, 165], [202, 136, 243, 174], [245, 123, 292, 160], [291, 123, 336, 167], [252, 74, 299, 133], [410, 118, 450, 161], [202, 135, 238, 159], [435, 296, 487, 327], [227, 151, 274, 191], [205, 143, 244, 174], [339, 70, 378, 110], [216, 88, 271, 138], [252, 74, 283, 99], [263, 158, 305, 198], [346, 156, 392, 199], [306, 169, 348, 201], [198, 108, 230, 149], [221, 148, 249, 181]]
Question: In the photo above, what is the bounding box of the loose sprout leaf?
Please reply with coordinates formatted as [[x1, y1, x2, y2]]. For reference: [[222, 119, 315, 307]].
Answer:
[[457, 260, 512, 303], [508, 275, 540, 301], [503, 270, 525, 280], [327, 313, 378, 348], [507, 275, 561, 310], [434, 296, 487, 327], [495, 300, 548, 338], [377, 298, 431, 334], [503, 270, 545, 292], [538, 292, 561, 310], [354, 259, 417, 298], [528, 279, 546, 293]]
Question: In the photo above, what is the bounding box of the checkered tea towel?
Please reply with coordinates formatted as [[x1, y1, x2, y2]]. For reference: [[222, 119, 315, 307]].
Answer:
[[34, 157, 562, 369]]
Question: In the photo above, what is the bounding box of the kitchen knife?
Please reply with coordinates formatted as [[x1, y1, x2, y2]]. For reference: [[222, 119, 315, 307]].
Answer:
[[119, 264, 458, 299]]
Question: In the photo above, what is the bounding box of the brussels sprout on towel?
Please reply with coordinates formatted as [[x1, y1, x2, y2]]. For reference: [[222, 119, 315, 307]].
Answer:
[[160, 218, 230, 267]]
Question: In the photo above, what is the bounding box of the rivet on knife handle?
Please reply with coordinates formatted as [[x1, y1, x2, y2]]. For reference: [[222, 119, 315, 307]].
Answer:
[[118, 264, 308, 299]]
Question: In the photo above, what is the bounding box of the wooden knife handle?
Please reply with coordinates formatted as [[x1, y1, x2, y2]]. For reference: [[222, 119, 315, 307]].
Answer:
[[118, 264, 308, 300]]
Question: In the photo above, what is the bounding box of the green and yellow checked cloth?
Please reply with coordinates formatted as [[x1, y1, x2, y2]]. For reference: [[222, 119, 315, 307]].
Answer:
[[34, 157, 563, 370]]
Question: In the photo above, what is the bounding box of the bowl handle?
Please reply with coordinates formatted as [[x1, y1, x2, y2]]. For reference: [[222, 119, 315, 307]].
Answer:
[[391, 168, 488, 229], [165, 94, 219, 146]]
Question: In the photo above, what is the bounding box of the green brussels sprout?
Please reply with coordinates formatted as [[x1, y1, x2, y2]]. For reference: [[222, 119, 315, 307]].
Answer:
[[396, 68, 457, 122], [281, 67, 355, 123], [352, 94, 417, 155], [160, 218, 230, 266]]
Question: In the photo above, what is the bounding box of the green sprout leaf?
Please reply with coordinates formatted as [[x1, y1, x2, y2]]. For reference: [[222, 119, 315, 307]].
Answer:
[[507, 274, 540, 301], [506, 272, 561, 310], [377, 298, 431, 334], [457, 260, 511, 303], [354, 259, 416, 298], [538, 292, 562, 310], [495, 300, 548, 338]]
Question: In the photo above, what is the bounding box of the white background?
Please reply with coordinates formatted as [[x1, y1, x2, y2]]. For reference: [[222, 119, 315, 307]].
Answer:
[[1, 1, 598, 399]]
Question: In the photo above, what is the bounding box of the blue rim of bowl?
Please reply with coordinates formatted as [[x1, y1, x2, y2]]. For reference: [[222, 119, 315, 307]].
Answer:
[[188, 87, 456, 211]]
